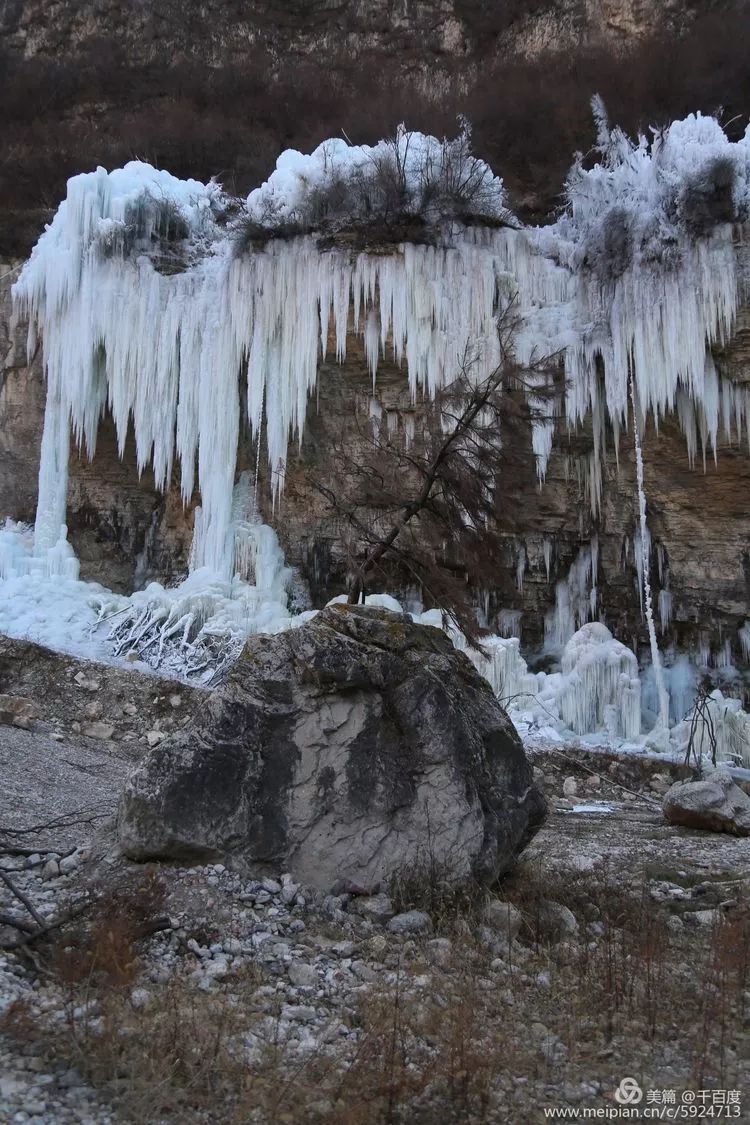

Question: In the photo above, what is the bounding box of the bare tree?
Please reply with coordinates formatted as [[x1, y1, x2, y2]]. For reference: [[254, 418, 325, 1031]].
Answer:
[[309, 312, 559, 642]]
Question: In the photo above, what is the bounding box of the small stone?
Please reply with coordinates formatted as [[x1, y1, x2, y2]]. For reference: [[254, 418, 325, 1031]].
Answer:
[[169, 694, 182, 708], [82, 721, 114, 740], [426, 937, 452, 968], [146, 730, 166, 747], [353, 893, 394, 922], [262, 878, 282, 894], [59, 853, 80, 875], [690, 908, 721, 926], [288, 961, 317, 988], [83, 701, 102, 720], [584, 773, 601, 790], [73, 673, 100, 692], [351, 959, 379, 982], [331, 941, 354, 957], [41, 859, 59, 881], [0, 694, 38, 730], [387, 910, 432, 935], [562, 776, 578, 797], [537, 900, 579, 942], [203, 957, 229, 979], [281, 1004, 316, 1023], [25, 853, 42, 868], [129, 988, 152, 1009], [483, 899, 522, 941], [122, 702, 138, 716], [280, 882, 299, 905]]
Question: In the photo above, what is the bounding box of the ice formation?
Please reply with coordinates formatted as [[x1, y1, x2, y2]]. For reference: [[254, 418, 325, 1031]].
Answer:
[[15, 111, 750, 583], [631, 374, 669, 729], [559, 622, 642, 740], [5, 112, 750, 748], [672, 690, 750, 768], [544, 539, 598, 651]]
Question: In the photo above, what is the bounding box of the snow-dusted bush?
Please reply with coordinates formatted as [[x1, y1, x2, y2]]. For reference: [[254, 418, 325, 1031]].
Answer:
[[554, 96, 749, 282], [237, 121, 512, 244]]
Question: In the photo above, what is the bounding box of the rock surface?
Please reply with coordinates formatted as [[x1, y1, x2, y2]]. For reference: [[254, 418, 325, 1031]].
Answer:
[[662, 770, 750, 836], [118, 604, 546, 887]]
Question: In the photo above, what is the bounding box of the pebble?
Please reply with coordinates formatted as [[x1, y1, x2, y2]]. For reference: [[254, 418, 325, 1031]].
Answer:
[[387, 910, 432, 935], [288, 960, 317, 987], [82, 721, 114, 740]]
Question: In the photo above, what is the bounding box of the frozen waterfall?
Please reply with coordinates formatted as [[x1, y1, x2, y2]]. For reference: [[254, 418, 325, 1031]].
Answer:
[[5, 114, 750, 749]]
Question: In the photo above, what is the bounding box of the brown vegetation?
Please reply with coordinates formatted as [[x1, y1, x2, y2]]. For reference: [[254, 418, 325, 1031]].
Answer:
[[3, 4, 750, 256], [1, 860, 746, 1123]]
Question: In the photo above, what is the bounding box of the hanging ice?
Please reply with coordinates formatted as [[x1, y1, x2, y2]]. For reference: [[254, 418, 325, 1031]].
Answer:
[[8, 111, 750, 690]]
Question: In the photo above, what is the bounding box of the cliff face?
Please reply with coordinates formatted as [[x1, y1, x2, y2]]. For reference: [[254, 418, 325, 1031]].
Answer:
[[3, 239, 750, 671], [0, 0, 695, 66]]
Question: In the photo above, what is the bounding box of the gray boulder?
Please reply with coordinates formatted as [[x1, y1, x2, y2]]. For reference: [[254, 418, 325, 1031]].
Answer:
[[118, 605, 546, 889], [663, 770, 750, 837]]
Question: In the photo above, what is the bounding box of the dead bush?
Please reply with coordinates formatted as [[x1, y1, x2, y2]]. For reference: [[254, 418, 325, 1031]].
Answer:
[[52, 866, 167, 989]]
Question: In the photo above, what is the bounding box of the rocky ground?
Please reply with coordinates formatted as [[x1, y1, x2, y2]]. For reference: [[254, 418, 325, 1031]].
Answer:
[[0, 639, 748, 1123]]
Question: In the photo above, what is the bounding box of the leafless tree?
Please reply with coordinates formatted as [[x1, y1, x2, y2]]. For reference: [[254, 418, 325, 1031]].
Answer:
[[309, 310, 560, 642]]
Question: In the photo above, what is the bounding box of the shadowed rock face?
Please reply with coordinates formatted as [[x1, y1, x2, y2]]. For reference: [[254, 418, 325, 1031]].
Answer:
[[117, 604, 546, 889]]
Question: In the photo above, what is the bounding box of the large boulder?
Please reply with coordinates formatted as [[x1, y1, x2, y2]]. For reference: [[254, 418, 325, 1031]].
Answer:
[[663, 770, 750, 837], [117, 605, 546, 889]]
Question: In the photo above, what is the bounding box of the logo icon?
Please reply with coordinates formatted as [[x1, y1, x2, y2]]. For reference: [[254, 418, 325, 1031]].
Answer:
[[615, 1077, 643, 1105]]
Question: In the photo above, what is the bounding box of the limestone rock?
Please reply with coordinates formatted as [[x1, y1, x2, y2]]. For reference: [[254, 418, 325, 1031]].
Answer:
[[562, 776, 578, 798], [663, 771, 750, 836], [118, 605, 546, 889], [536, 900, 579, 942], [483, 899, 522, 941], [387, 910, 433, 935], [82, 721, 114, 740], [0, 694, 38, 730], [351, 893, 395, 922]]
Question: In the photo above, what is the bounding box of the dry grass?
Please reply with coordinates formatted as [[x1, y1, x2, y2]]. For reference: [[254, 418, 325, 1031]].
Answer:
[[1, 862, 747, 1123]]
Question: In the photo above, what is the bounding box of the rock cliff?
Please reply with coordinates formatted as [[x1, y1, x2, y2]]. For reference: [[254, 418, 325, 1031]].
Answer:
[[3, 236, 750, 674]]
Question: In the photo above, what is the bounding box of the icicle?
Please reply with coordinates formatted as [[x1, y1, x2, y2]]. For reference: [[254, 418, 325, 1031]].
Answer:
[[497, 609, 522, 638], [542, 536, 553, 583], [515, 544, 526, 593], [739, 621, 750, 662], [631, 372, 669, 731]]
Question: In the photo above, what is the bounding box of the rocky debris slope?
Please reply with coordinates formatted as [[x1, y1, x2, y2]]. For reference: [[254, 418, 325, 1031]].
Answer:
[[1, 740, 747, 1123], [118, 604, 546, 887]]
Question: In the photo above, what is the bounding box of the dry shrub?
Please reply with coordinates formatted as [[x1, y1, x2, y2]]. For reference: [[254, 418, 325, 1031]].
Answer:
[[53, 866, 167, 989], [0, 864, 747, 1123], [390, 852, 490, 934]]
